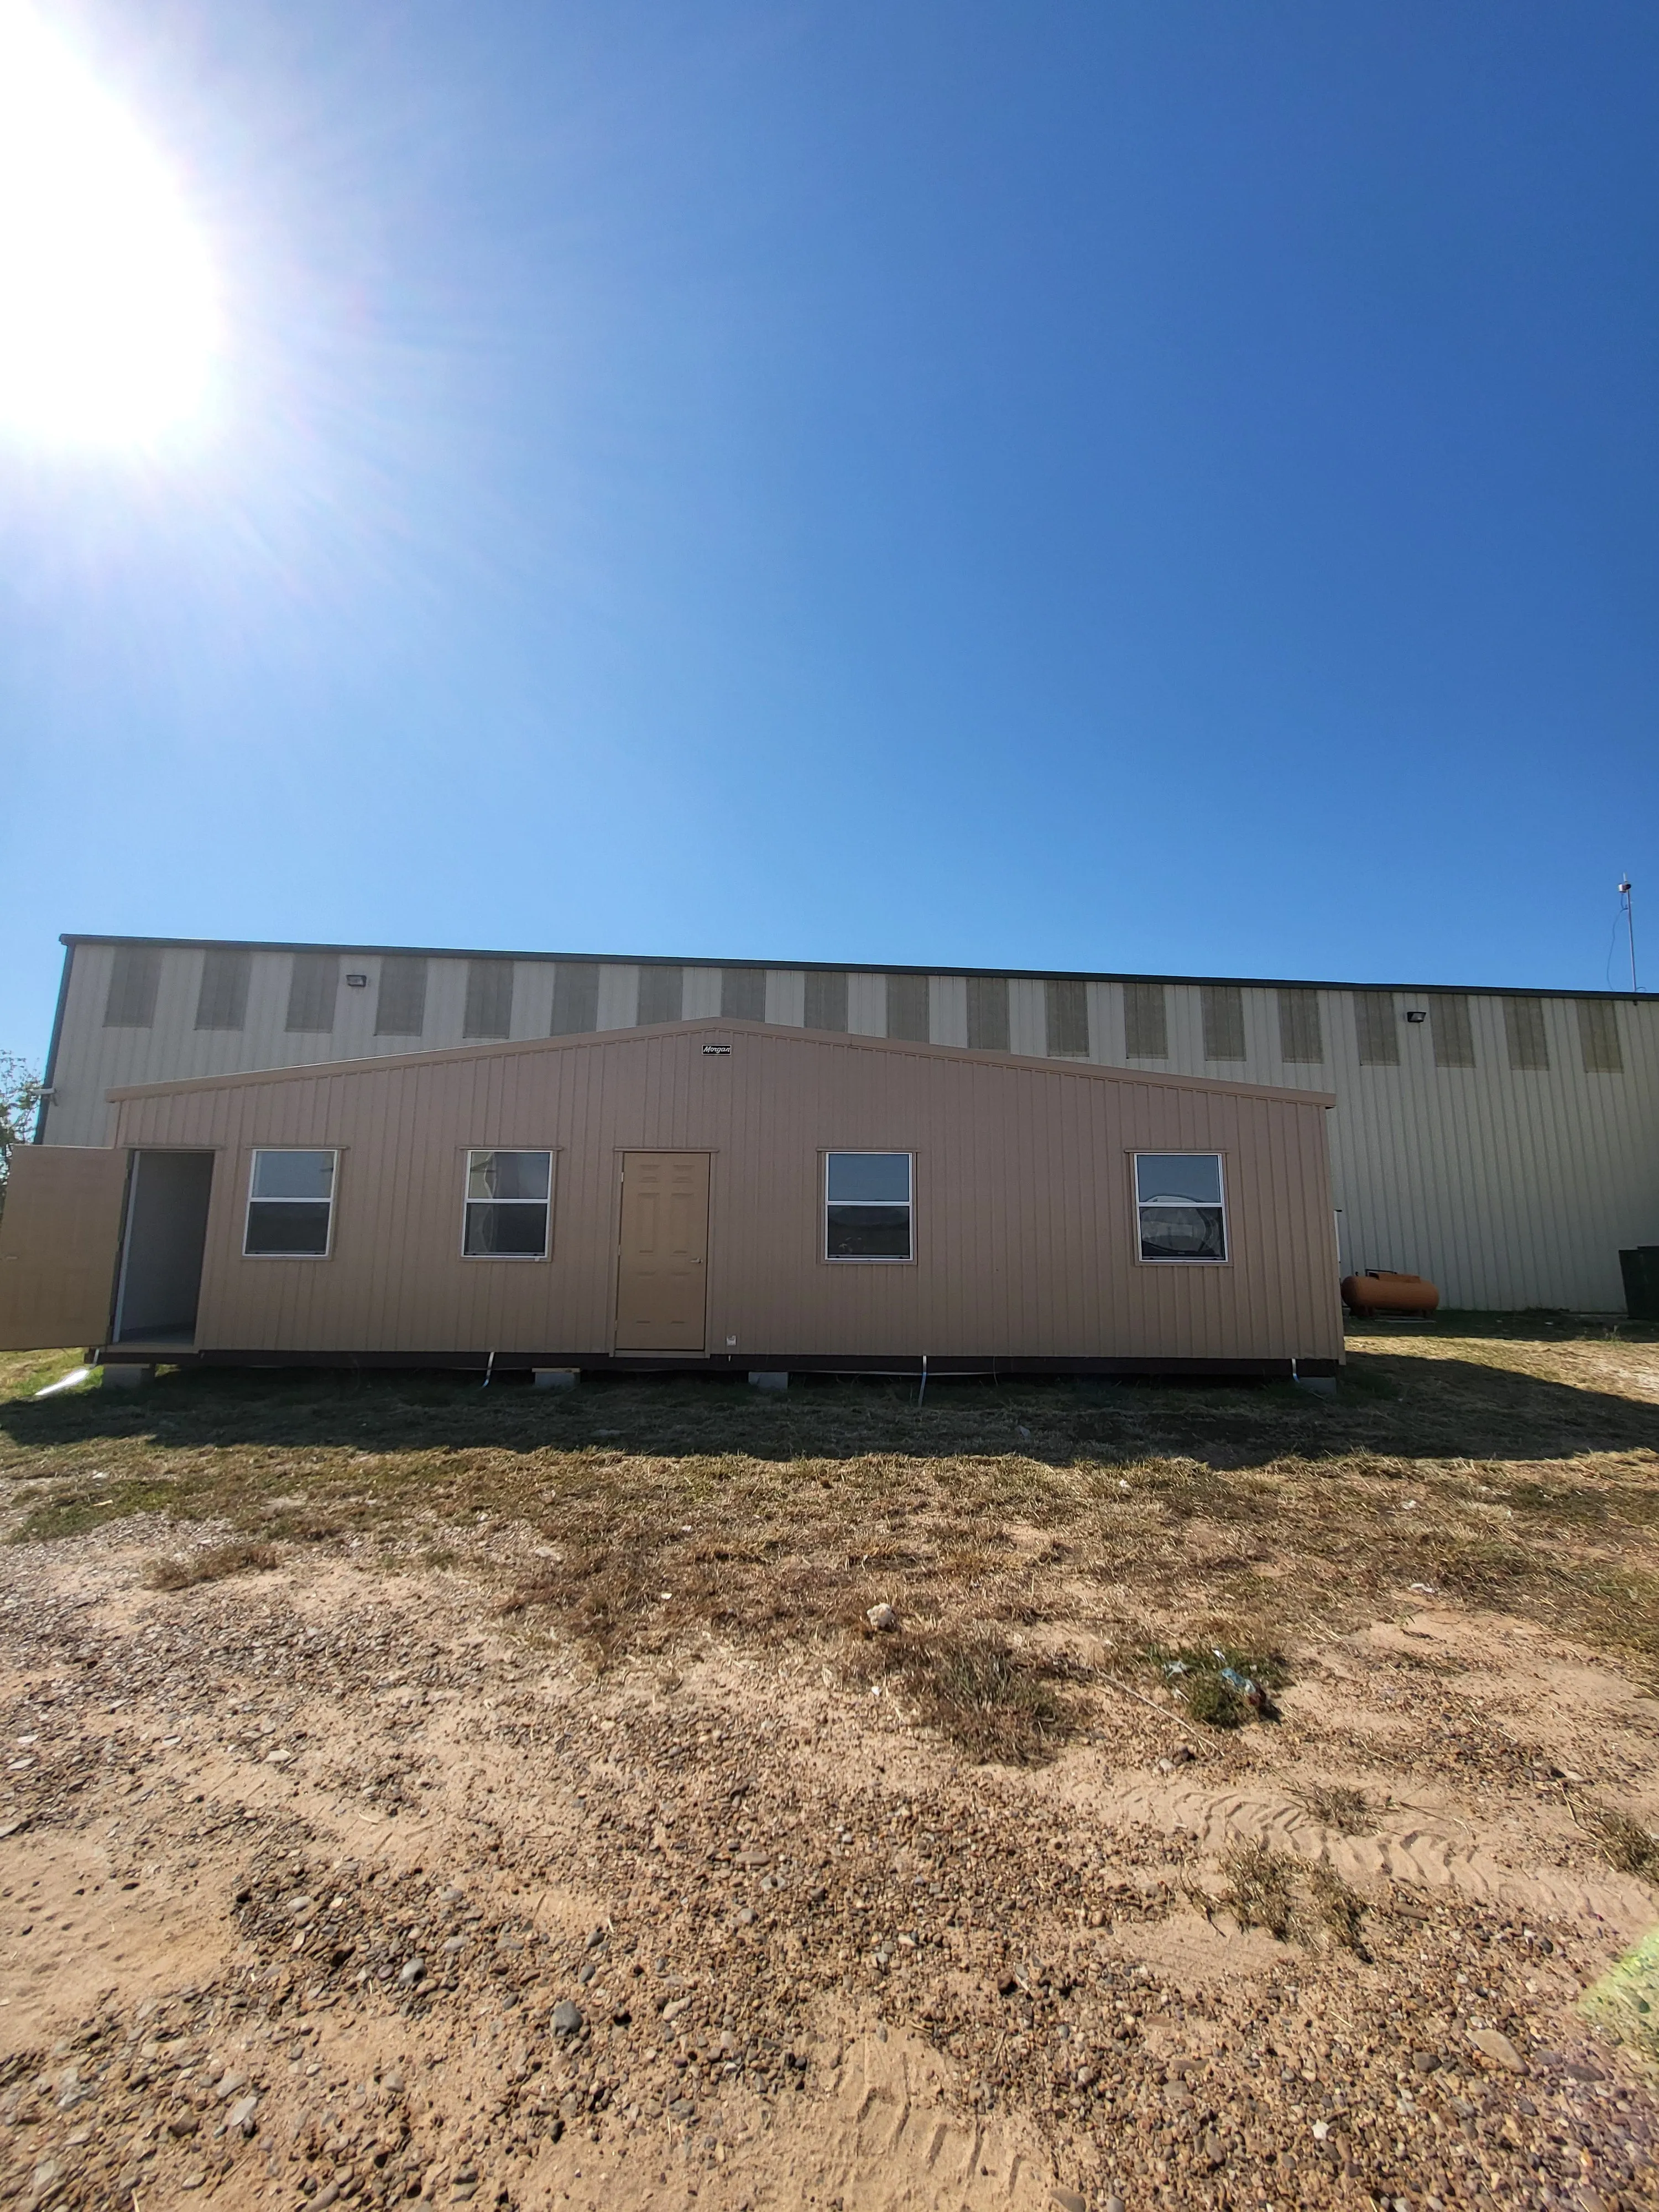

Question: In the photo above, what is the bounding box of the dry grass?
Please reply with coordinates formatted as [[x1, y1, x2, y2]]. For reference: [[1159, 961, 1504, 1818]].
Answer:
[[1296, 1781, 1373, 1834], [1218, 1840, 1298, 1940], [3, 1317, 1659, 1698], [1306, 1857, 1371, 1954], [142, 1541, 281, 1590], [1592, 1807, 1659, 1884], [843, 1625, 1084, 1765]]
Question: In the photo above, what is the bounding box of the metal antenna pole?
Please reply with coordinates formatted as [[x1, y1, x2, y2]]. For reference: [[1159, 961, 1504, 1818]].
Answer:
[[1619, 879, 1637, 996]]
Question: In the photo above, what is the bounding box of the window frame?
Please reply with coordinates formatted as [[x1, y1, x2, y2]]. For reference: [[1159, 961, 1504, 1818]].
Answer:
[[461, 1148, 554, 1262], [243, 1148, 338, 1260], [1131, 1151, 1229, 1267], [822, 1150, 915, 1265]]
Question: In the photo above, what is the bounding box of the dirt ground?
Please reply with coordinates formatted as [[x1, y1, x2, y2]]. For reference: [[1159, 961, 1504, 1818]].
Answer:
[[0, 1321, 1656, 2212]]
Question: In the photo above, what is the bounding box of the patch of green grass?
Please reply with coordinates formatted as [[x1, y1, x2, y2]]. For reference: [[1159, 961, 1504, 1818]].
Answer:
[[1149, 1644, 1291, 1727]]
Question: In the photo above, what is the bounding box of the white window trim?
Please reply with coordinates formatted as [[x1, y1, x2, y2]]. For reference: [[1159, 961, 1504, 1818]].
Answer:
[[243, 1148, 338, 1260], [461, 1149, 553, 1261], [1132, 1151, 1229, 1266], [823, 1150, 914, 1265]]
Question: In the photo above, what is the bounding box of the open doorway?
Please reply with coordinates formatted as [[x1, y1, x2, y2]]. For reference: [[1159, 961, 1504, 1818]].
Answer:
[[113, 1151, 216, 1345]]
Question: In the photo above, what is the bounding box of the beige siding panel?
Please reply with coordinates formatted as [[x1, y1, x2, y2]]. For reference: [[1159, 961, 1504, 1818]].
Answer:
[[106, 1025, 1340, 1365], [681, 966, 722, 1019], [1008, 977, 1046, 1058], [0, 1146, 129, 1350], [510, 961, 556, 1039]]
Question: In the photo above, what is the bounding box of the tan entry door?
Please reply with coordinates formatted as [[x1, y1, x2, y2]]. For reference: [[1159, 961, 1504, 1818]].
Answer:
[[614, 1153, 710, 1352], [0, 1147, 130, 1351]]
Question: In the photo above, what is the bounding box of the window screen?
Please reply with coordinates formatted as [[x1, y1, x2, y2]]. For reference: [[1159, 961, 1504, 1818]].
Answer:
[[1134, 1152, 1227, 1263], [885, 973, 930, 1042], [1577, 999, 1622, 1074], [463, 1150, 551, 1257], [1276, 989, 1322, 1064], [195, 949, 251, 1032], [825, 1152, 912, 1261], [1354, 992, 1400, 1066], [1045, 977, 1089, 1057], [1201, 984, 1246, 1062], [551, 961, 600, 1036], [804, 970, 848, 1033], [375, 956, 428, 1036], [1504, 997, 1550, 1071], [1123, 982, 1167, 1060], [463, 959, 515, 1040], [721, 967, 767, 1021], [285, 952, 339, 1034], [103, 946, 161, 1028], [966, 975, 1009, 1052], [1430, 995, 1476, 1068], [245, 1150, 336, 1257], [637, 966, 683, 1025]]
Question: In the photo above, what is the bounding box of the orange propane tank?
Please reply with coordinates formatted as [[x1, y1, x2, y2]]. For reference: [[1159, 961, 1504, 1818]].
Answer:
[[1341, 1270, 1440, 1317]]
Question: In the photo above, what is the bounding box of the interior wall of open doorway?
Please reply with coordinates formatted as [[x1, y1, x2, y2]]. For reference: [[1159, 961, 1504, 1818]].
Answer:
[[113, 1151, 216, 1345]]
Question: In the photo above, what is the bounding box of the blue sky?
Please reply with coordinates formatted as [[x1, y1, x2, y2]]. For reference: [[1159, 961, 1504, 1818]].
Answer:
[[4, 0, 1657, 1063]]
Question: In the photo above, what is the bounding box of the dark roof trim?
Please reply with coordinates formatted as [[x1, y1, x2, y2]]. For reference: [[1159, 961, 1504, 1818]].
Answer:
[[57, 933, 1656, 1004]]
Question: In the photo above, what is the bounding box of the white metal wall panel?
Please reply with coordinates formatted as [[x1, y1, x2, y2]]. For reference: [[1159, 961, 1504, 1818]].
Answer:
[[38, 938, 1659, 1311]]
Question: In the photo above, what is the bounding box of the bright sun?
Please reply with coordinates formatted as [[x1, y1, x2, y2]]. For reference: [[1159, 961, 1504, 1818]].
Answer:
[[0, 3, 221, 451]]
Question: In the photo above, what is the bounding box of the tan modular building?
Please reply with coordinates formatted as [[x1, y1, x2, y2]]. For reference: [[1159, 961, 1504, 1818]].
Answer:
[[29, 934, 1659, 1312], [0, 1019, 1343, 1379]]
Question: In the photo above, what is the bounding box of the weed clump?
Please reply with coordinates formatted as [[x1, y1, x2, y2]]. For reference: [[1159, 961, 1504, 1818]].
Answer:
[[1153, 1645, 1290, 1728], [1307, 1858, 1370, 1954], [847, 1626, 1082, 1766], [1218, 1840, 1297, 1939], [143, 1542, 280, 1590], [1296, 1782, 1372, 1834], [1594, 1809, 1659, 1883]]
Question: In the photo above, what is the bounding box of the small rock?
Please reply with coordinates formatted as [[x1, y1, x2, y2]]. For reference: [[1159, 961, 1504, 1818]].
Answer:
[[661, 1996, 691, 2020], [551, 2000, 584, 2036], [585, 1926, 607, 1949], [227, 2093, 259, 2135], [214, 2070, 248, 2099], [1412, 2049, 1441, 2073], [1564, 2060, 1605, 2083], [398, 1958, 427, 1988], [1052, 2193, 1086, 2212], [167, 2114, 200, 2138], [443, 1934, 466, 1953], [179, 2175, 207, 2193], [1202, 2131, 1224, 2168], [1103, 2199, 1125, 2212], [669, 2098, 695, 2119], [1468, 2028, 1525, 2074], [866, 1603, 897, 1632], [1170, 1744, 1196, 1765]]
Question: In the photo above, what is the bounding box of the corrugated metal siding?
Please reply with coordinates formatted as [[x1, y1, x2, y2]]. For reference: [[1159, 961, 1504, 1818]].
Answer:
[[376, 957, 428, 1036], [1277, 989, 1322, 1065], [638, 967, 684, 1025], [1045, 978, 1089, 1057], [886, 973, 929, 1042], [1201, 984, 1246, 1063], [195, 950, 251, 1032], [1124, 982, 1168, 1060], [1577, 998, 1623, 1074], [41, 941, 1659, 1311], [804, 969, 848, 1032], [1354, 991, 1400, 1066], [109, 1025, 1340, 1365], [1431, 995, 1476, 1068], [721, 967, 768, 1021], [463, 959, 515, 1040], [551, 961, 600, 1036], [1505, 997, 1551, 1071], [966, 975, 1010, 1052], [285, 953, 339, 1035]]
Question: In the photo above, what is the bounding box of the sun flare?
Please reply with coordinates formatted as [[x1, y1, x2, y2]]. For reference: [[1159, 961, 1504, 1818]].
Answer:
[[0, 2, 221, 451]]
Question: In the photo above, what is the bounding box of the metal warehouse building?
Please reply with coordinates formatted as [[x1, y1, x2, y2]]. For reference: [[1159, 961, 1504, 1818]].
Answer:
[[26, 933, 1659, 1313]]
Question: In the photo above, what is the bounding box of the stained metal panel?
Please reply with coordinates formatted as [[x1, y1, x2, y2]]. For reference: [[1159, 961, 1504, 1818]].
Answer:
[[286, 953, 340, 1035], [1124, 982, 1167, 1060], [195, 950, 252, 1032], [1201, 985, 1246, 1062], [463, 959, 515, 1040]]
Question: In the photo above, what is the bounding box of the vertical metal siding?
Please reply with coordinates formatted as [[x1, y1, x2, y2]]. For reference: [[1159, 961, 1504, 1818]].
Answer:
[[110, 1030, 1340, 1365]]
